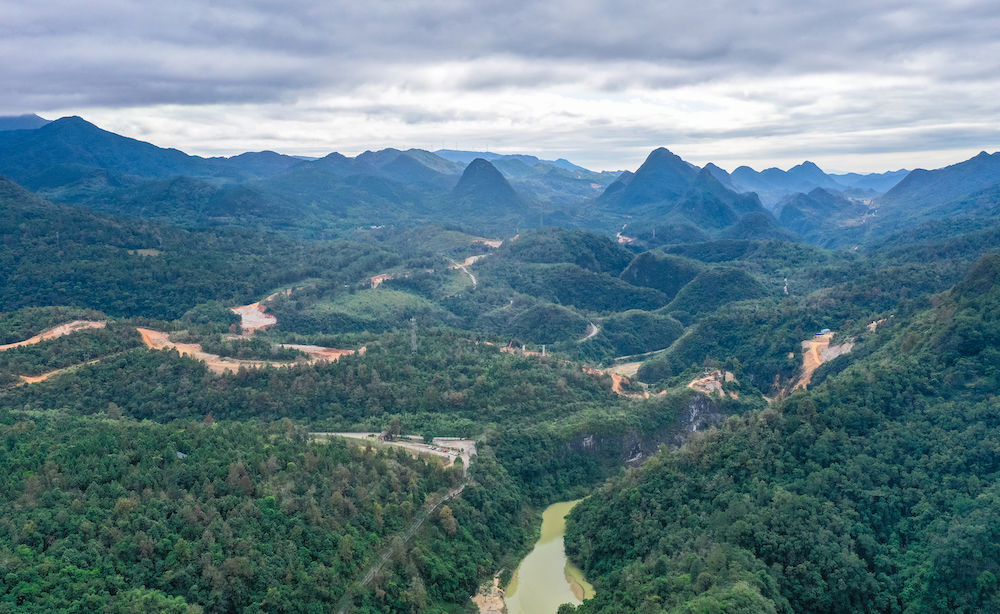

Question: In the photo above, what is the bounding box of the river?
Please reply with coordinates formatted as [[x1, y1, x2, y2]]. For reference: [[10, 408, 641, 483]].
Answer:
[[504, 499, 595, 614]]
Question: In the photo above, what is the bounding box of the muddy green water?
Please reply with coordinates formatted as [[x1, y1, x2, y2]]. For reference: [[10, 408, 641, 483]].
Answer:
[[505, 499, 595, 614]]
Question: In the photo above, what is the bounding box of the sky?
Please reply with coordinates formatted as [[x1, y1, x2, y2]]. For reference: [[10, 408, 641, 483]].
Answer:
[[3, 1, 1000, 173]]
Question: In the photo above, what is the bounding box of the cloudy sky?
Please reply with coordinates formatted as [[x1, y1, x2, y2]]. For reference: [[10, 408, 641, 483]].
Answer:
[[3, 0, 1000, 172]]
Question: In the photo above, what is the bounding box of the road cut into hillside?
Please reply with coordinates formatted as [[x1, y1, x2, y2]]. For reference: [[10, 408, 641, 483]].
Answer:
[[231, 303, 277, 333], [448, 257, 479, 287], [137, 328, 361, 374], [578, 321, 600, 343], [0, 320, 106, 351], [794, 332, 854, 391], [17, 358, 106, 384], [583, 364, 651, 399], [312, 432, 476, 474]]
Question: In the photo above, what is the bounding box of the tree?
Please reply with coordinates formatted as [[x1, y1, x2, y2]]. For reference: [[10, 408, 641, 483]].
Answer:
[[439, 505, 458, 536]]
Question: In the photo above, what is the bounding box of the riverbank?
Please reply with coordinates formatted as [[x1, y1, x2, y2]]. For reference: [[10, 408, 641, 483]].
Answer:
[[503, 499, 594, 614]]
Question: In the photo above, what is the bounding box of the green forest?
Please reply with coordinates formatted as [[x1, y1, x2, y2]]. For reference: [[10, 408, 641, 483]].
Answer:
[[3, 131, 1000, 614]]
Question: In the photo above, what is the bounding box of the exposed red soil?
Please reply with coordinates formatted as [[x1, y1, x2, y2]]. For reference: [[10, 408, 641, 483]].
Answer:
[[137, 327, 361, 375], [0, 320, 106, 351]]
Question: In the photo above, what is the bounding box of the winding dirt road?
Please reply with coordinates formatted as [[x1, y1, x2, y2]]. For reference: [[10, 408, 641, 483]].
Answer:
[[137, 328, 361, 374], [448, 257, 479, 288], [578, 321, 600, 343], [0, 321, 106, 351]]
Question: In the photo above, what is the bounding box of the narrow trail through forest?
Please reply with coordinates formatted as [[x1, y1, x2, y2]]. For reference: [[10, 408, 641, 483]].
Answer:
[[370, 241, 498, 290], [329, 435, 476, 614]]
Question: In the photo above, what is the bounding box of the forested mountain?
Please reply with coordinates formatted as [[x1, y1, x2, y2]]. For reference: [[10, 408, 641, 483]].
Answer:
[[775, 188, 870, 245], [0, 117, 244, 186], [598, 147, 699, 209], [0, 114, 50, 131], [830, 169, 909, 193], [604, 166, 791, 246], [4, 114, 1000, 612], [725, 162, 907, 208], [3, 116, 994, 250], [732, 160, 845, 193], [451, 158, 526, 211], [871, 152, 1000, 237], [880, 151, 1000, 210], [566, 253, 1000, 613]]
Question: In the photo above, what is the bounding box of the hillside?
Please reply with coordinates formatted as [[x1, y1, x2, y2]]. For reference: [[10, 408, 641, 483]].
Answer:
[[0, 114, 51, 131], [566, 253, 1000, 613], [598, 147, 698, 209], [880, 151, 1000, 212], [775, 187, 870, 245], [5, 115, 1000, 613]]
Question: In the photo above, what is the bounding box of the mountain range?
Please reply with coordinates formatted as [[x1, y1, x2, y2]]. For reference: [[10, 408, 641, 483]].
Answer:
[[3, 114, 1000, 249], [3, 111, 1000, 613]]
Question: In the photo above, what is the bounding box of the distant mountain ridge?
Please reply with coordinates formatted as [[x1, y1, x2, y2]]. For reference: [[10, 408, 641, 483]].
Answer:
[[435, 149, 595, 174], [451, 158, 525, 211], [879, 151, 1000, 211], [831, 169, 909, 193], [597, 148, 789, 245], [0, 114, 51, 131], [598, 147, 699, 209], [1, 114, 998, 249]]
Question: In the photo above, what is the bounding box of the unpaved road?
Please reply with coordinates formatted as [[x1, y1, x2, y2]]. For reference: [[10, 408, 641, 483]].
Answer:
[[607, 361, 643, 379], [583, 366, 650, 399], [578, 321, 600, 343], [312, 432, 476, 474], [0, 320, 110, 385], [280, 344, 357, 361], [369, 273, 395, 289], [137, 328, 360, 374], [330, 434, 476, 614], [231, 303, 277, 333], [0, 321, 106, 351], [793, 332, 853, 391], [448, 258, 478, 288], [18, 358, 106, 384], [371, 242, 497, 290]]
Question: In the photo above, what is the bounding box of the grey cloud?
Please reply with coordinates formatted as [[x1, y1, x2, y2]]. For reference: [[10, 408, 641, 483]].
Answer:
[[4, 0, 1000, 110], [3, 0, 1000, 171]]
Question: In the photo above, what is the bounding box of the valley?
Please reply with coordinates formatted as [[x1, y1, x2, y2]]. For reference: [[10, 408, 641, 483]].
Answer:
[[1, 116, 1000, 614]]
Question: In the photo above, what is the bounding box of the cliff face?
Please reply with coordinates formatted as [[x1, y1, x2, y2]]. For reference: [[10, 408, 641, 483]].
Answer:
[[566, 392, 725, 466]]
